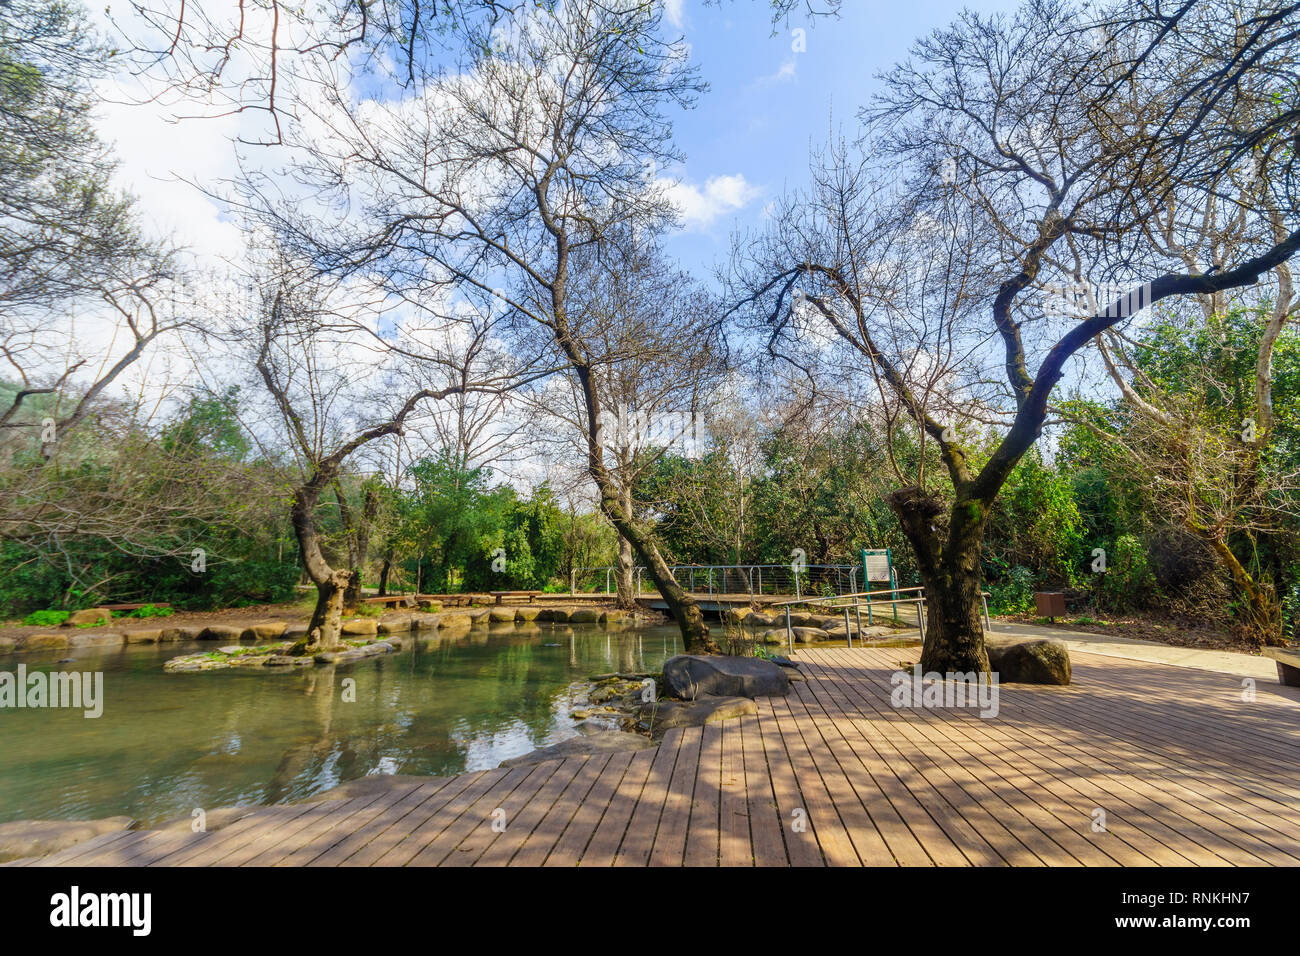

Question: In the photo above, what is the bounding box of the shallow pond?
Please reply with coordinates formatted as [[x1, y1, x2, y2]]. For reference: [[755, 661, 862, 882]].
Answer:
[[0, 622, 683, 826]]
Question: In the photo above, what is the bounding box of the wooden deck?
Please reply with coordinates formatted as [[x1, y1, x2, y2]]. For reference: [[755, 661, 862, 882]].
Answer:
[[23, 646, 1300, 866]]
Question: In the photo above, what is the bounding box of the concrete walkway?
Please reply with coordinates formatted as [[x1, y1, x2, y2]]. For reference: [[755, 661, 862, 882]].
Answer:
[[990, 622, 1279, 682]]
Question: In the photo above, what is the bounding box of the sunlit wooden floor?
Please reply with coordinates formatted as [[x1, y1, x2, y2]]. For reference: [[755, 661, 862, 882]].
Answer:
[[21, 646, 1300, 866]]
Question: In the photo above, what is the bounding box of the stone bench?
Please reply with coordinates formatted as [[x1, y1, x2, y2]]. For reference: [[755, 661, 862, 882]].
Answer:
[[1263, 647, 1300, 687]]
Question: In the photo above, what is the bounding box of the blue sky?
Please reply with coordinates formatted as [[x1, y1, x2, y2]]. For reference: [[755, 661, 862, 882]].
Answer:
[[660, 0, 1021, 279]]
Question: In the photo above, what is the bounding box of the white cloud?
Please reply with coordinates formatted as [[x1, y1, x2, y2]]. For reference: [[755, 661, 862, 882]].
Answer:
[[664, 174, 762, 231], [663, 0, 686, 30], [753, 59, 798, 88]]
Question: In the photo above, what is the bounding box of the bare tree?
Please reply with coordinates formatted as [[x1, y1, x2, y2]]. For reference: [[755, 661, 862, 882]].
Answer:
[[223, 1, 721, 651], [244, 251, 535, 652], [733, 0, 1300, 673]]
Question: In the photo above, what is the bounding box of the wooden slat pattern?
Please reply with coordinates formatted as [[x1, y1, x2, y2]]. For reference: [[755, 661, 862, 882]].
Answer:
[[26, 647, 1300, 867]]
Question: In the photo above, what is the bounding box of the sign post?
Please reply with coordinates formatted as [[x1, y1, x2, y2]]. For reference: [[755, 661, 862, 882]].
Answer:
[[860, 548, 895, 624]]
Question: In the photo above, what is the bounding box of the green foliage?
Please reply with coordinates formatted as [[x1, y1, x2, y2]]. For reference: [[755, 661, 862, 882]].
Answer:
[[395, 456, 575, 593], [1094, 534, 1158, 612], [985, 566, 1036, 616], [124, 604, 174, 619], [21, 608, 69, 626]]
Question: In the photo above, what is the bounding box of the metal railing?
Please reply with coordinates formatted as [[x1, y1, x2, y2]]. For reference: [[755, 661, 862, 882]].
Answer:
[[571, 564, 862, 600], [770, 587, 993, 654]]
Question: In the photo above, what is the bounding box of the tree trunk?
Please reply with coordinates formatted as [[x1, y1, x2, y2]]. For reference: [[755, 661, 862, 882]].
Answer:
[[614, 484, 637, 609], [1204, 534, 1282, 645], [290, 479, 350, 653], [377, 554, 393, 597], [601, 491, 717, 653], [306, 572, 351, 650], [888, 486, 991, 674], [615, 532, 636, 608]]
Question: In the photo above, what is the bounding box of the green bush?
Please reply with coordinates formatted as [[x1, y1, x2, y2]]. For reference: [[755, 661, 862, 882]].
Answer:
[[126, 604, 174, 619], [986, 565, 1036, 615], [21, 608, 70, 627], [1095, 534, 1158, 611]]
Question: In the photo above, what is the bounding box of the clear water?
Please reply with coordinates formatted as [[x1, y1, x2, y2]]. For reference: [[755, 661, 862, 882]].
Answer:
[[0, 622, 682, 826]]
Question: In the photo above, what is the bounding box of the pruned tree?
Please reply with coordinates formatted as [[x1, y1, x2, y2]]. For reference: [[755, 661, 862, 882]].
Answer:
[[528, 239, 725, 612], [732, 0, 1300, 673], [244, 250, 535, 652], [223, 0, 720, 651]]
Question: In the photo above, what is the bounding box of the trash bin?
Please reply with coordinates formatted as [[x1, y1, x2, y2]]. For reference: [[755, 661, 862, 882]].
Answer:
[[1034, 591, 1066, 621]]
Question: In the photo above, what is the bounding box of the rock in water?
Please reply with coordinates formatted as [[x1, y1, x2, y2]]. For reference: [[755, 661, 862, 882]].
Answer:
[[986, 638, 1071, 684], [660, 655, 790, 700]]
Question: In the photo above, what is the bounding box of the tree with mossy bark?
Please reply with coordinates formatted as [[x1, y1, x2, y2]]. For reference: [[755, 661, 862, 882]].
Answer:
[[732, 0, 1300, 673]]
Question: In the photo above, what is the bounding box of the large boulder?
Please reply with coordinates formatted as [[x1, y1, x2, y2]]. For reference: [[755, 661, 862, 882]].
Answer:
[[791, 626, 831, 643], [64, 607, 114, 628], [436, 612, 473, 629], [198, 624, 242, 642], [377, 615, 414, 634], [499, 730, 653, 768], [638, 695, 757, 739], [160, 626, 201, 642], [241, 622, 286, 641], [514, 606, 542, 621], [488, 607, 517, 623], [23, 633, 68, 650], [538, 608, 570, 623], [340, 618, 378, 637], [986, 637, 1072, 685], [69, 631, 124, 647], [660, 654, 790, 701], [569, 608, 601, 624], [122, 627, 162, 645]]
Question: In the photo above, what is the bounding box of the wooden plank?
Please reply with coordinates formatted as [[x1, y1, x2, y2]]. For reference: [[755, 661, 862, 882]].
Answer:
[[647, 726, 705, 867], [753, 696, 824, 866], [306, 777, 458, 866], [739, 714, 789, 867], [509, 753, 613, 867], [462, 758, 586, 867], [718, 719, 753, 866], [400, 764, 550, 866], [581, 748, 657, 866], [681, 721, 723, 866], [542, 750, 636, 867]]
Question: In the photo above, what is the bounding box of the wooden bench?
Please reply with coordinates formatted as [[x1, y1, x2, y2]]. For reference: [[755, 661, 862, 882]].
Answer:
[[490, 590, 543, 605], [101, 602, 172, 612], [363, 594, 416, 608], [1263, 647, 1300, 687]]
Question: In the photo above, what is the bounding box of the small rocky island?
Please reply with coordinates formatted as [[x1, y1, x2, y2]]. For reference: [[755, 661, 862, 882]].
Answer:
[[500, 653, 799, 767]]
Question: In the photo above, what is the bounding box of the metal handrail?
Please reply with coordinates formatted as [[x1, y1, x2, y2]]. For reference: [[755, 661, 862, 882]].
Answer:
[[571, 563, 861, 600], [774, 587, 993, 654]]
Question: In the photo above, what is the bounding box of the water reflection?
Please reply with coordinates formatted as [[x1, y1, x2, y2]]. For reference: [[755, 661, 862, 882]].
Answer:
[[0, 622, 682, 826]]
